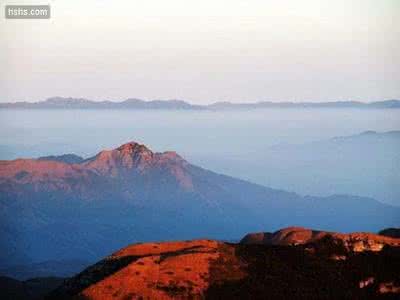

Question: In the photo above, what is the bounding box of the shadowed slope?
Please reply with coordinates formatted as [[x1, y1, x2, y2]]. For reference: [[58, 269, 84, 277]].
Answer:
[[379, 228, 400, 239]]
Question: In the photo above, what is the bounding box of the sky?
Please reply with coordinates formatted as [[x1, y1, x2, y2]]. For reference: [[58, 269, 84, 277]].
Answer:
[[1, 0, 399, 104]]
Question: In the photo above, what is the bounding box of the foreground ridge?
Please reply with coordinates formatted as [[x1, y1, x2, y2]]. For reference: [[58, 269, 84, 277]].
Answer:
[[48, 227, 400, 299]]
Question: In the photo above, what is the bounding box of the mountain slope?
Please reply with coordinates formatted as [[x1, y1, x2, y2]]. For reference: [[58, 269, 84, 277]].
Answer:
[[48, 231, 400, 299], [0, 141, 399, 272]]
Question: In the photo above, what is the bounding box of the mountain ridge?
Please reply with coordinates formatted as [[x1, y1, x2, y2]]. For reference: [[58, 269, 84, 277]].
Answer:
[[1, 97, 400, 110], [47, 227, 400, 299], [240, 226, 400, 251]]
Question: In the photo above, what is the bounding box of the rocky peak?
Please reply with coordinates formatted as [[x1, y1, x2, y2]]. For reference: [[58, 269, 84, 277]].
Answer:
[[116, 141, 152, 155], [81, 142, 190, 183], [82, 142, 152, 175]]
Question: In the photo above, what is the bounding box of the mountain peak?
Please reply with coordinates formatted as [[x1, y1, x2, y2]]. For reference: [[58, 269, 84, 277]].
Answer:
[[359, 130, 377, 136], [82, 142, 153, 175], [114, 142, 184, 163], [116, 141, 152, 154], [81, 142, 188, 181]]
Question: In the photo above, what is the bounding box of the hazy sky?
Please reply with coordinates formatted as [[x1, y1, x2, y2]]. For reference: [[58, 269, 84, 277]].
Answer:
[[1, 0, 399, 103]]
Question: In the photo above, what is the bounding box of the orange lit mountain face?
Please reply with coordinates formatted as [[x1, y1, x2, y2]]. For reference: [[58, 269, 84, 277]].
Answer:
[[0, 141, 399, 269], [48, 228, 400, 299], [0, 142, 193, 191], [240, 227, 400, 251]]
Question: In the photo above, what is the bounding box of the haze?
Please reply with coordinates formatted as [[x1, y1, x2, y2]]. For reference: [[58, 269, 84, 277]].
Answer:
[[1, 0, 399, 103]]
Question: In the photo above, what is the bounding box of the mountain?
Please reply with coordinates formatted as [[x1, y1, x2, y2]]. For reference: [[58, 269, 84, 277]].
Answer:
[[0, 276, 64, 300], [379, 228, 400, 239], [1, 97, 399, 110], [0, 141, 399, 276], [207, 99, 400, 109], [214, 130, 400, 205], [331, 130, 400, 141], [0, 97, 204, 110], [240, 226, 400, 251], [48, 229, 400, 299], [0, 260, 89, 281], [38, 154, 84, 164]]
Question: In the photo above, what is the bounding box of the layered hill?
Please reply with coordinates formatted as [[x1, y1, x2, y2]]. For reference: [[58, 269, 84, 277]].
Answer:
[[0, 141, 399, 275], [48, 229, 400, 299]]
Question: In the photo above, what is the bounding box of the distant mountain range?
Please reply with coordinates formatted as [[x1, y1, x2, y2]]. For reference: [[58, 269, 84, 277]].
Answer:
[[200, 130, 400, 206], [1, 140, 399, 275], [1, 97, 400, 109], [0, 259, 89, 281]]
